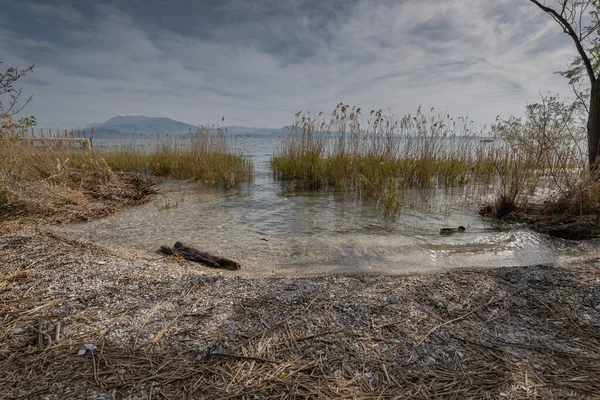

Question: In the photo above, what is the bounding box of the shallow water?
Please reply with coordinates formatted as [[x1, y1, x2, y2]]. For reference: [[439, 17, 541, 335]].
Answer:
[[63, 137, 600, 275]]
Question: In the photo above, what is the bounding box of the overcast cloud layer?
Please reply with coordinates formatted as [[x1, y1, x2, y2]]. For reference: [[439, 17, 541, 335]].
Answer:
[[0, 0, 578, 129]]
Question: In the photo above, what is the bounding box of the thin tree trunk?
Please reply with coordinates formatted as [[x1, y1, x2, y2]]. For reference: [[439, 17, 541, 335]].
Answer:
[[588, 79, 600, 169]]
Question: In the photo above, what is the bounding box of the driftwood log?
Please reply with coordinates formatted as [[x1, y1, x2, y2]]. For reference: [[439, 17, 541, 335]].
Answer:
[[159, 242, 241, 270]]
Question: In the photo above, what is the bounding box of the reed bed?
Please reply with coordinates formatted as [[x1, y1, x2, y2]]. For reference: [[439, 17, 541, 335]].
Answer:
[[272, 102, 589, 218], [101, 126, 253, 189], [272, 104, 502, 215]]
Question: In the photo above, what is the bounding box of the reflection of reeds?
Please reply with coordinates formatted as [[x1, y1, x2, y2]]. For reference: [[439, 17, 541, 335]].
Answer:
[[101, 125, 253, 188]]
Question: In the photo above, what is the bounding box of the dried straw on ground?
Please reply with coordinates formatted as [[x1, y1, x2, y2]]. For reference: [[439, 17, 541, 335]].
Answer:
[[1, 229, 599, 399], [0, 142, 155, 233]]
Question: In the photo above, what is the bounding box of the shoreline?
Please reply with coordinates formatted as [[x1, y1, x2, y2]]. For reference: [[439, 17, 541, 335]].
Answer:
[[1, 227, 599, 398]]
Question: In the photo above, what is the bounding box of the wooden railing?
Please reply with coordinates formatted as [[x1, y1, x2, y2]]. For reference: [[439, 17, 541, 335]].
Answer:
[[1, 127, 94, 150], [21, 137, 92, 150]]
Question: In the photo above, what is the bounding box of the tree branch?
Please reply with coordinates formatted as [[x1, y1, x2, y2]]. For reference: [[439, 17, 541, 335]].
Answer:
[[529, 0, 597, 86]]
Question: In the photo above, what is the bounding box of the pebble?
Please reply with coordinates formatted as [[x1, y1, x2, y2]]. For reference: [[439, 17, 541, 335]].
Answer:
[[447, 302, 463, 313], [8, 327, 26, 336]]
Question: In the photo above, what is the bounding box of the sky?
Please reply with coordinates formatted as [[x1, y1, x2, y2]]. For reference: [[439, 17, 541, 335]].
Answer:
[[0, 0, 580, 129]]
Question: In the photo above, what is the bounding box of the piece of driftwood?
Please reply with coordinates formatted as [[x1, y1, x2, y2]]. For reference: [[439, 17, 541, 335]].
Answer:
[[159, 242, 241, 270], [440, 226, 466, 235]]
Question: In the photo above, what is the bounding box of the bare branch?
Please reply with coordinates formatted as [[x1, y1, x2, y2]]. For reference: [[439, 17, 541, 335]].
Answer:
[[0, 63, 35, 117], [529, 0, 597, 85], [573, 84, 590, 113]]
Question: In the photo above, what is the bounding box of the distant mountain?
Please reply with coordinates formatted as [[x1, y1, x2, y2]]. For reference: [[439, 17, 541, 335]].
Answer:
[[84, 115, 197, 137], [83, 115, 284, 138]]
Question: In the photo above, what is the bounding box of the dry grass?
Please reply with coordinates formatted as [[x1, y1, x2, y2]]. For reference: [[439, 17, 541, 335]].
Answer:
[[477, 97, 600, 238], [483, 173, 600, 239], [0, 141, 154, 230], [1, 230, 599, 399], [101, 127, 253, 188]]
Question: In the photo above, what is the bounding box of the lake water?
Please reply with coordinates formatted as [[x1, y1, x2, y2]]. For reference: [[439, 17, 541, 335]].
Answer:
[[62, 136, 600, 276]]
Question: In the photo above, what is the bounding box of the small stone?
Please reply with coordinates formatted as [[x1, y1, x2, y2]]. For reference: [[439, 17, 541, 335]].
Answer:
[[447, 302, 463, 313], [77, 344, 97, 356], [8, 327, 26, 336]]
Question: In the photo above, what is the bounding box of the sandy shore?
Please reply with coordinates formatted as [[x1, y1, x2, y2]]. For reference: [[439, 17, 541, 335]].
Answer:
[[1, 227, 600, 399]]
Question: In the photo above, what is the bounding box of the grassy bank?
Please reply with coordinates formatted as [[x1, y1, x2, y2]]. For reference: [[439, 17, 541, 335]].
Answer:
[[101, 127, 253, 188], [0, 126, 253, 228], [0, 140, 154, 229]]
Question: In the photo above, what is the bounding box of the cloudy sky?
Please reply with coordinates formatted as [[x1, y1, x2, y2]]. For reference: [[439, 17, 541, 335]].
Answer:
[[0, 0, 578, 129]]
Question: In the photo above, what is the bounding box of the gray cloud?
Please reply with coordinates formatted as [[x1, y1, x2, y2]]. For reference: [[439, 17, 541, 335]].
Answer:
[[0, 0, 579, 128]]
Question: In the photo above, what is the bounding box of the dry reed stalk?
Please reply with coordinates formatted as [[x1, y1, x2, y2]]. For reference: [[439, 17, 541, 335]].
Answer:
[[272, 105, 503, 215], [2, 229, 598, 398], [0, 141, 155, 230]]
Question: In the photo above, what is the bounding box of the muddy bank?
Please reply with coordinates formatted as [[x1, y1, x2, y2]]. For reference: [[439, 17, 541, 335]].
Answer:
[[1, 229, 599, 399], [499, 210, 600, 240], [480, 178, 600, 240]]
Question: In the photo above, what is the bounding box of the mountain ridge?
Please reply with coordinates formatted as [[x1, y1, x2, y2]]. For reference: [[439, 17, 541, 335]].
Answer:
[[83, 115, 284, 137]]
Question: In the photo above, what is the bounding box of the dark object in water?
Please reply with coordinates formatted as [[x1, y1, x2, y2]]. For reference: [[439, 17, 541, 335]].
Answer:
[[440, 226, 466, 235], [159, 241, 241, 270]]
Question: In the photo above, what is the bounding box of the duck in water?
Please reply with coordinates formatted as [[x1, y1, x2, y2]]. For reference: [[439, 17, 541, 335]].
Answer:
[[440, 226, 466, 235]]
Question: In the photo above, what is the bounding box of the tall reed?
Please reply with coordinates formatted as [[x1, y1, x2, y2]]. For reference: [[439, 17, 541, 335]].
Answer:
[[101, 125, 253, 188], [272, 103, 500, 214]]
